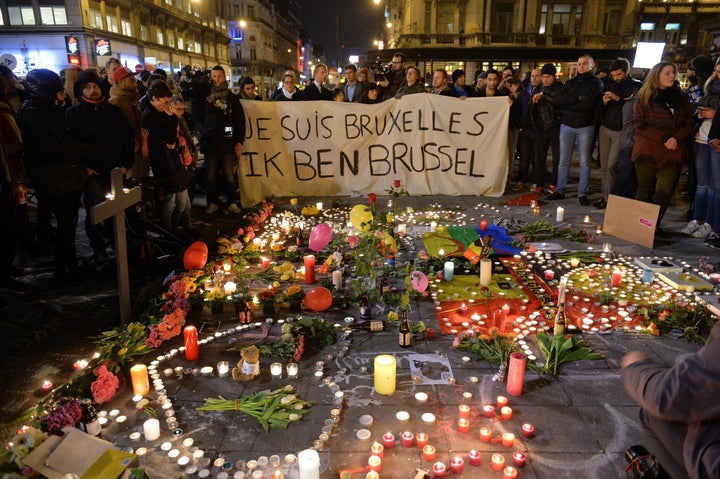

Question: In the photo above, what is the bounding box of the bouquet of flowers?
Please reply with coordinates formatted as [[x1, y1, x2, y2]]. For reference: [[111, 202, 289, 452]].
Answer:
[[282, 285, 306, 305], [258, 287, 278, 309], [90, 364, 120, 404], [39, 399, 82, 436]]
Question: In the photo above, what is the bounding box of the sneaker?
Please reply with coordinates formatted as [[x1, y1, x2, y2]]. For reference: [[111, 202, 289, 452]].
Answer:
[[692, 223, 713, 238], [578, 196, 590, 206], [545, 191, 565, 200], [681, 220, 701, 235], [205, 203, 220, 214], [227, 203, 242, 214]]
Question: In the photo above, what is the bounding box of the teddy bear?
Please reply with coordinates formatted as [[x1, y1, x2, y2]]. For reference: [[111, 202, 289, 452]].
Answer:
[[232, 345, 260, 381]]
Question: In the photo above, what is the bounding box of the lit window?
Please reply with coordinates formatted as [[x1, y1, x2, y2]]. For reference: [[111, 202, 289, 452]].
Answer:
[[0, 9, 4, 25], [140, 25, 148, 41], [8, 6, 36, 25], [178, 37, 185, 50], [167, 31, 175, 48], [665, 23, 680, 31], [121, 19, 132, 36], [156, 30, 164, 45], [106, 15, 118, 33], [89, 9, 103, 29], [640, 22, 655, 31], [40, 6, 67, 25]]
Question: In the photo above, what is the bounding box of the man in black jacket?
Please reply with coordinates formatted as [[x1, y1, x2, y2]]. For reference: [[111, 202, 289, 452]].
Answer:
[[66, 69, 134, 267], [303, 64, 333, 101], [193, 66, 246, 214], [545, 54, 603, 205], [594, 57, 642, 209], [515, 68, 541, 188], [531, 63, 563, 192]]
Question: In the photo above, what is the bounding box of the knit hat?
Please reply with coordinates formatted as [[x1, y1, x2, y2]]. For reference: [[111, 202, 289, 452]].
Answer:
[[451, 69, 465, 84], [114, 66, 134, 84], [24, 68, 64, 103], [358, 67, 369, 76], [540, 63, 557, 76], [74, 69, 102, 100]]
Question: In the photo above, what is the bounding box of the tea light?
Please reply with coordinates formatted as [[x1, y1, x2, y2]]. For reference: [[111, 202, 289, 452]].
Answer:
[[512, 452, 527, 468], [501, 406, 513, 420], [483, 404, 495, 418], [169, 449, 180, 459], [216, 361, 230, 377], [371, 442, 384, 458], [457, 418, 470, 433], [583, 214, 591, 223], [178, 456, 191, 466], [182, 438, 194, 447], [432, 462, 446, 477], [458, 404, 470, 419], [416, 433, 429, 448], [497, 396, 509, 407], [401, 431, 414, 447], [450, 457, 464, 475], [366, 472, 379, 479], [469, 450, 482, 466], [521, 423, 535, 438], [382, 432, 395, 449], [396, 411, 410, 421], [491, 454, 505, 471], [359, 415, 374, 427], [270, 362, 283, 378], [503, 466, 518, 479], [223, 281, 237, 295], [421, 413, 436, 424], [286, 363, 299, 379], [570, 257, 580, 268], [422, 445, 436, 462], [501, 432, 515, 448], [415, 392, 428, 403], [544, 269, 555, 280], [479, 427, 492, 442]]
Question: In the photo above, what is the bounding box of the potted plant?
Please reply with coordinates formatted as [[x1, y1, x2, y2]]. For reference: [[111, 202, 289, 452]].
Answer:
[[282, 285, 306, 312], [258, 287, 278, 316], [205, 288, 226, 314]]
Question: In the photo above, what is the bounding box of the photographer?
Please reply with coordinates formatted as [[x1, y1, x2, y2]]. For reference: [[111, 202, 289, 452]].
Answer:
[[377, 53, 407, 101]]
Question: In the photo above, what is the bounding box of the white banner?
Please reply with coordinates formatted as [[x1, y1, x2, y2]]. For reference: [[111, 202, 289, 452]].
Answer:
[[238, 95, 509, 206]]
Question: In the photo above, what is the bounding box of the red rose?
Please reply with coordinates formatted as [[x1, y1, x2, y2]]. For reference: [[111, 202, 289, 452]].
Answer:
[[368, 193, 377, 203], [393, 179, 401, 188]]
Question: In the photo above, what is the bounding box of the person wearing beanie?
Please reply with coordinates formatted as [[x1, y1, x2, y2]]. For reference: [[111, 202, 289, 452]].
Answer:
[[110, 67, 147, 178], [531, 63, 563, 192], [66, 68, 135, 269], [239, 76, 262, 101], [541, 63, 557, 77], [451, 69, 471, 98], [17, 69, 90, 280]]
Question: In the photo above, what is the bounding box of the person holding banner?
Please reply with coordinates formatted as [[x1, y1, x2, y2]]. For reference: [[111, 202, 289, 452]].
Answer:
[[303, 64, 333, 101], [271, 74, 302, 101], [395, 66, 426, 98]]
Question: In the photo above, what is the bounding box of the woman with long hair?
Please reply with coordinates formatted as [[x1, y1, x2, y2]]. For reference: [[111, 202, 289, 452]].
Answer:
[[632, 62, 693, 235]]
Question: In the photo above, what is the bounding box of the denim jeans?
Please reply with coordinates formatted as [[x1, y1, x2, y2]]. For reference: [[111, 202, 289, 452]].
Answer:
[[159, 189, 190, 232], [204, 152, 238, 206], [609, 147, 636, 199], [693, 143, 712, 223], [557, 124, 594, 196]]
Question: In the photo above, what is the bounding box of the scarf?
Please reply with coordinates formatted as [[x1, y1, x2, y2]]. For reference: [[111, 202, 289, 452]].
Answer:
[[282, 87, 295, 100], [655, 85, 681, 110], [207, 80, 229, 106]]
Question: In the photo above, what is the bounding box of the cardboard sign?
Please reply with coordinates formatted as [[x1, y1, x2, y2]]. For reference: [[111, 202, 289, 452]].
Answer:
[[603, 195, 659, 249]]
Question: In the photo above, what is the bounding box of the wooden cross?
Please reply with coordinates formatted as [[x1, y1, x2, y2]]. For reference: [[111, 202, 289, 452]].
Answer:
[[91, 167, 142, 326]]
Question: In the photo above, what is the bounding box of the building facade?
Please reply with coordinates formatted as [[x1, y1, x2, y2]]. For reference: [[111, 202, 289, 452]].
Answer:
[[0, 0, 231, 76]]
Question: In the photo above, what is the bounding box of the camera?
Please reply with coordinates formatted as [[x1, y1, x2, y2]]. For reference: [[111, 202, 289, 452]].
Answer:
[[371, 56, 390, 82]]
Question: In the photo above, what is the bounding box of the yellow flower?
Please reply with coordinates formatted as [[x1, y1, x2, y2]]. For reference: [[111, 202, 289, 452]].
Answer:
[[387, 311, 399, 322], [290, 198, 298, 205], [301, 205, 319, 216], [386, 213, 394, 223]]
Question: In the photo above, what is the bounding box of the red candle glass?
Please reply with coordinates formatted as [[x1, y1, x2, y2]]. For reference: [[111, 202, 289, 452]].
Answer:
[[371, 442, 384, 458], [544, 269, 555, 280], [503, 466, 518, 479], [432, 462, 446, 477], [512, 451, 527, 468], [450, 457, 464, 475], [502, 432, 515, 448], [483, 404, 495, 418], [480, 219, 488, 231], [382, 432, 395, 449], [521, 423, 535, 438], [304, 255, 316, 284], [469, 450, 482, 467], [416, 433, 429, 448], [479, 426, 492, 442], [401, 431, 414, 447], [491, 454, 505, 472], [368, 455, 382, 472], [501, 406, 513, 420], [422, 445, 436, 462], [612, 269, 622, 287], [183, 325, 199, 361], [496, 395, 509, 407], [457, 418, 470, 433], [458, 404, 470, 419]]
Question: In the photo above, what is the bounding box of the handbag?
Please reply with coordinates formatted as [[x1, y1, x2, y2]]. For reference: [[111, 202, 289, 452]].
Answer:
[[164, 146, 194, 193], [31, 160, 88, 197]]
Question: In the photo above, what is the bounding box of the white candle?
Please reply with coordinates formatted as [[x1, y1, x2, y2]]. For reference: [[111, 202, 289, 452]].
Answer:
[[374, 354, 397, 395], [430, 221, 437, 232], [298, 449, 320, 479], [444, 261, 454, 282], [270, 362, 283, 378], [556, 206, 564, 222], [480, 258, 492, 287], [143, 418, 161, 441], [332, 269, 343, 290], [223, 281, 236, 296], [286, 363, 299, 379]]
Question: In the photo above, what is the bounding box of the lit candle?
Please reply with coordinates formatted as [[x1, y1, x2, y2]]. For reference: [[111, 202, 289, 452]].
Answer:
[[397, 223, 407, 234], [183, 325, 199, 361], [501, 432, 515, 448], [41, 380, 53, 391], [261, 257, 271, 268], [438, 248, 445, 257], [583, 214, 591, 223], [570, 257, 580, 268], [450, 457, 464, 475], [490, 454, 505, 472], [432, 462, 446, 477], [298, 449, 320, 479], [480, 219, 488, 231], [480, 258, 492, 287], [457, 418, 470, 433], [143, 418, 161, 441], [469, 450, 482, 466], [556, 206, 564, 222], [366, 472, 379, 479], [458, 404, 470, 419], [612, 268, 622, 287], [271, 471, 284, 479], [286, 363, 299, 379], [479, 426, 492, 442], [224, 281, 236, 296], [430, 221, 437, 232], [303, 255, 316, 284], [521, 423, 535, 438], [371, 442, 384, 458], [544, 269, 555, 280], [401, 431, 414, 447], [374, 355, 396, 395], [483, 404, 495, 418], [270, 362, 282, 378], [422, 445, 436, 462], [222, 261, 232, 272], [130, 364, 150, 396], [501, 406, 513, 420], [497, 395, 509, 407], [416, 432, 429, 448], [332, 269, 343, 289], [503, 466, 518, 479], [382, 432, 395, 449], [217, 361, 229, 377], [444, 261, 454, 282], [459, 302, 468, 314], [512, 452, 527, 468], [315, 201, 323, 210]]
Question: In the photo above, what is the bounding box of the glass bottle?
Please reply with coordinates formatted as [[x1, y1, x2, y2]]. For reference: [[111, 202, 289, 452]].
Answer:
[[359, 293, 371, 319], [399, 310, 411, 347], [553, 276, 567, 336], [78, 398, 102, 436], [350, 320, 385, 332]]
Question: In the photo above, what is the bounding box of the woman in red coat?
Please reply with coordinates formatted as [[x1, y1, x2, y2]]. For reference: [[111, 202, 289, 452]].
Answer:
[[632, 62, 693, 231]]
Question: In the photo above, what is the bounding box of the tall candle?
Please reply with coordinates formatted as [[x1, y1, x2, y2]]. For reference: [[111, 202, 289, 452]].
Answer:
[[130, 364, 150, 396], [506, 352, 527, 396], [556, 206, 564, 222], [374, 355, 396, 395], [430, 221, 437, 232], [183, 325, 199, 361], [401, 431, 414, 447], [304, 255, 316, 284], [480, 259, 492, 287], [443, 261, 454, 282], [382, 432, 395, 449], [480, 219, 488, 231], [298, 449, 320, 479], [612, 268, 622, 287], [458, 404, 470, 419], [332, 269, 343, 290], [143, 418, 160, 441]]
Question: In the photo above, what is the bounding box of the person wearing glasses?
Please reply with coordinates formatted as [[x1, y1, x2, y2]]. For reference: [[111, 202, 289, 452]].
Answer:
[[378, 53, 407, 100], [271, 74, 302, 101]]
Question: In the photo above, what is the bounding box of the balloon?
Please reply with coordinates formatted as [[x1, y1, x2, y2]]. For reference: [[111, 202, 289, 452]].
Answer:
[[410, 271, 429, 292], [303, 286, 333, 312], [349, 204, 373, 232], [308, 223, 333, 251], [183, 241, 208, 270]]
